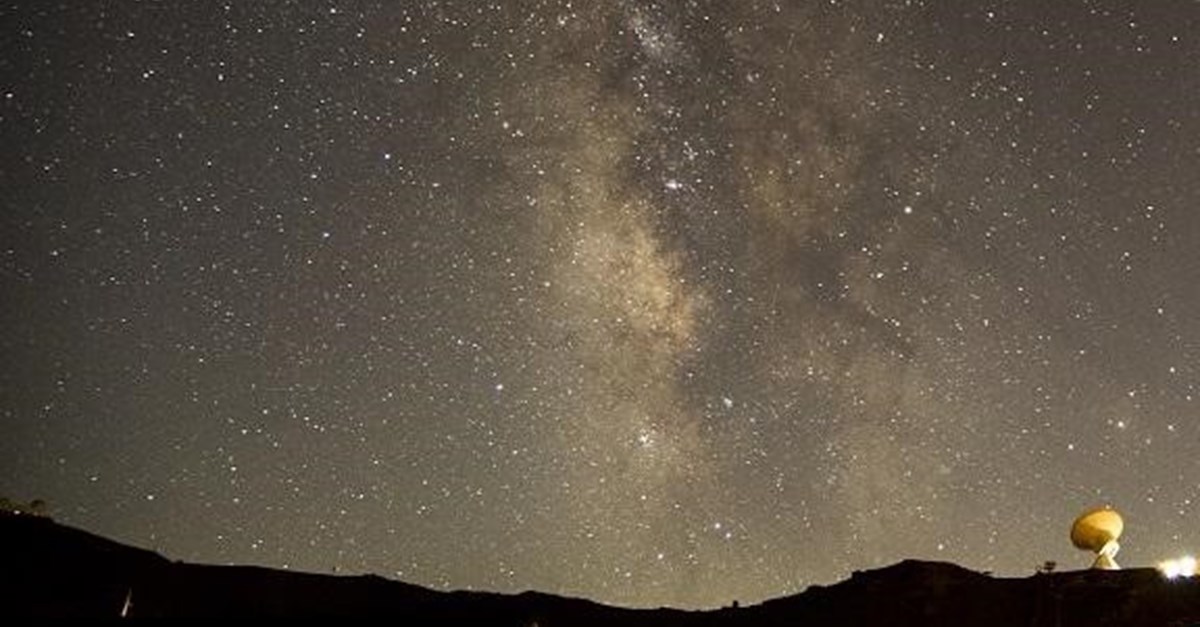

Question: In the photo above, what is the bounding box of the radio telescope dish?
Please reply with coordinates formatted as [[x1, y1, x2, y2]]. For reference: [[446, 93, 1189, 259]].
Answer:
[[1070, 507, 1123, 570]]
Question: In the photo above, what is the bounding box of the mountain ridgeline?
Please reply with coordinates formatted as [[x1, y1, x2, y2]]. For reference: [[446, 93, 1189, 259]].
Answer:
[[3, 512, 1200, 625]]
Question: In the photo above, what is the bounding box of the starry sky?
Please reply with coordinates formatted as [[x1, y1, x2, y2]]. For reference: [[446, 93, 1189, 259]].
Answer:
[[3, 0, 1200, 610]]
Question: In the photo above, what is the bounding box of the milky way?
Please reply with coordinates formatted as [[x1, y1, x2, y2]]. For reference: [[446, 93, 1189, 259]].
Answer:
[[3, 0, 1200, 608]]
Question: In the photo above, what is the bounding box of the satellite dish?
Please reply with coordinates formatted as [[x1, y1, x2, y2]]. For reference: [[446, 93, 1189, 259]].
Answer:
[[1070, 507, 1123, 570]]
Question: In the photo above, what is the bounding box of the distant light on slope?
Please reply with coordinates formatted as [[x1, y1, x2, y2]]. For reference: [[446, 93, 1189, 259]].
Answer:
[[1158, 556, 1197, 579]]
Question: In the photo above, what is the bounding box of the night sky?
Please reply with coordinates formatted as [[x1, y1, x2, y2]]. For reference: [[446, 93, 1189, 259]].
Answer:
[[3, 0, 1200, 609]]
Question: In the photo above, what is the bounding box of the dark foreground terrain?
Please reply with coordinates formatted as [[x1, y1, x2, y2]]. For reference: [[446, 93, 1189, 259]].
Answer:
[[3, 512, 1200, 625]]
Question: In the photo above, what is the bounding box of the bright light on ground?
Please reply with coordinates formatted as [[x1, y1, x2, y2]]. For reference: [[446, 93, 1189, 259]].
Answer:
[[1158, 556, 1197, 579]]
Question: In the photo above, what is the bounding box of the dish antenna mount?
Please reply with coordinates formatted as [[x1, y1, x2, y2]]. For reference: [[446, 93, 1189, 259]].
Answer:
[[1070, 507, 1123, 570]]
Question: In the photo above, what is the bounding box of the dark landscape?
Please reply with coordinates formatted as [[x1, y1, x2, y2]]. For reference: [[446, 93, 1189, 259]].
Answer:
[[5, 512, 1200, 625]]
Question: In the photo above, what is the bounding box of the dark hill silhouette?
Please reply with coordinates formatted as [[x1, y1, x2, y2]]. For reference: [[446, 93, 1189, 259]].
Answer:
[[4, 511, 1200, 624]]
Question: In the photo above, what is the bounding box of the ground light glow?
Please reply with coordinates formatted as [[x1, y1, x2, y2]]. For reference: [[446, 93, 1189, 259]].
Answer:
[[1157, 556, 1197, 579]]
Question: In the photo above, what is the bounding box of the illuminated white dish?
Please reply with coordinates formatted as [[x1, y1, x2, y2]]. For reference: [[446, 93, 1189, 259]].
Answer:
[[1070, 507, 1124, 570]]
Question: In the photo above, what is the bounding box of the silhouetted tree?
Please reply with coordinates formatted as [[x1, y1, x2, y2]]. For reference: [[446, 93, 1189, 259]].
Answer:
[[0, 496, 50, 516]]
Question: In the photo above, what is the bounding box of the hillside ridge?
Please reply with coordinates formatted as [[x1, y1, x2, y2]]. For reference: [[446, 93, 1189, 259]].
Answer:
[[3, 512, 1199, 625]]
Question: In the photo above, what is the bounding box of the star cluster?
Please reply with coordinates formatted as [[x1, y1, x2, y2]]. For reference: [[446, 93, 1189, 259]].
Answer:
[[3, 0, 1199, 609]]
